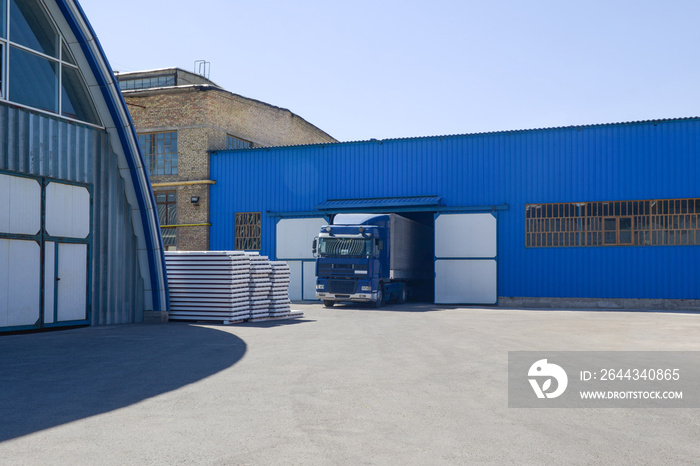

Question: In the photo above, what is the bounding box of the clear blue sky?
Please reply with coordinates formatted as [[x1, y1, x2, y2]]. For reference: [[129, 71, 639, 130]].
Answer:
[[79, 0, 700, 142]]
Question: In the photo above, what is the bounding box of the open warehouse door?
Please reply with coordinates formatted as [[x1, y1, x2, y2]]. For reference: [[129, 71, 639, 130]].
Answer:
[[434, 213, 498, 304]]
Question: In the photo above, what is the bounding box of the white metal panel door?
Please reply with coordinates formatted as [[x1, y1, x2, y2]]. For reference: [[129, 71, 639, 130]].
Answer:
[[287, 260, 303, 301], [0, 174, 42, 329], [276, 218, 326, 260], [0, 239, 41, 327], [434, 213, 498, 304], [302, 261, 317, 300], [56, 243, 88, 322], [0, 175, 91, 330], [276, 218, 326, 301]]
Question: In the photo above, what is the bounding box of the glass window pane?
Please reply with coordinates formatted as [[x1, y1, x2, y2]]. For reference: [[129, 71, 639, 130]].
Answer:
[[61, 40, 76, 65], [10, 0, 58, 57], [161, 227, 176, 247], [9, 46, 57, 112], [0, 0, 6, 38], [61, 66, 100, 124]]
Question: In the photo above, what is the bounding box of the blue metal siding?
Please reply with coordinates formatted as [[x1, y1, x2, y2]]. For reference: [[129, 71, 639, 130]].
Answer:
[[211, 119, 700, 300]]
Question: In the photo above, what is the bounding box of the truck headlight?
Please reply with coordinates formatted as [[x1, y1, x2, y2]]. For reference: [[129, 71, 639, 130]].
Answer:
[[316, 284, 325, 290], [361, 286, 371, 291]]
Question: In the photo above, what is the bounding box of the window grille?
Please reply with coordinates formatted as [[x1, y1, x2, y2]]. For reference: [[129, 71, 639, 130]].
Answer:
[[525, 199, 700, 247], [235, 212, 261, 250]]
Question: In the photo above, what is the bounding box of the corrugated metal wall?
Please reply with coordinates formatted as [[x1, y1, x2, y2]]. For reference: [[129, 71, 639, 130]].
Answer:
[[211, 118, 700, 300], [0, 104, 144, 324]]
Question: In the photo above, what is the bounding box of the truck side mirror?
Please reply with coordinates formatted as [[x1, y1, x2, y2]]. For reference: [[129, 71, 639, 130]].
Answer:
[[312, 238, 318, 255], [375, 239, 383, 257]]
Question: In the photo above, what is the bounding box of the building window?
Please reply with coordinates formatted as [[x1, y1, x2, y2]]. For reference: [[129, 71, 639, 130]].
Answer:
[[525, 199, 700, 248], [226, 134, 252, 150], [0, 0, 101, 125], [138, 131, 178, 176], [156, 191, 177, 250], [118, 75, 175, 91], [234, 212, 261, 250]]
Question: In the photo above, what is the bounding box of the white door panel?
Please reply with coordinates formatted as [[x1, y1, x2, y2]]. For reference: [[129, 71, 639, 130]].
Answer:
[[276, 218, 326, 259], [435, 259, 497, 304], [287, 260, 303, 301], [0, 174, 41, 235], [0, 239, 41, 326], [435, 213, 497, 258], [56, 243, 88, 322], [45, 182, 90, 239], [435, 213, 498, 304], [302, 261, 317, 300], [44, 242, 56, 324]]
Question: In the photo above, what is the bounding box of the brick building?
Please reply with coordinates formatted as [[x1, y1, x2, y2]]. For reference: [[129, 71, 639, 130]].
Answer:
[[116, 68, 336, 250]]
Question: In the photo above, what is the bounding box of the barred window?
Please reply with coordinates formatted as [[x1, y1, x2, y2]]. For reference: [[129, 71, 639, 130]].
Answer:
[[525, 199, 700, 247], [226, 134, 252, 150], [156, 191, 177, 250], [235, 212, 261, 250], [138, 131, 178, 175]]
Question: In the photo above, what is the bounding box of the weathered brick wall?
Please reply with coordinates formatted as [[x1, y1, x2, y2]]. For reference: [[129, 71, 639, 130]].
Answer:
[[124, 85, 335, 251]]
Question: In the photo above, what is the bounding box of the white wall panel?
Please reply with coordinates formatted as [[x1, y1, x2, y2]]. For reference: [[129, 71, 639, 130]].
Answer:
[[302, 261, 317, 300], [0, 174, 41, 235], [0, 239, 41, 326], [56, 243, 88, 322], [435, 259, 497, 304], [46, 182, 90, 239], [287, 260, 303, 301], [276, 218, 326, 259], [435, 213, 497, 258]]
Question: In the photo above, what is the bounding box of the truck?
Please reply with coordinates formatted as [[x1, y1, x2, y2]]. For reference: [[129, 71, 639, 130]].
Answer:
[[313, 213, 432, 307]]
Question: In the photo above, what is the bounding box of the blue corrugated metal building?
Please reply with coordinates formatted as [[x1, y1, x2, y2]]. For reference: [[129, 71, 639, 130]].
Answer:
[[210, 117, 700, 307]]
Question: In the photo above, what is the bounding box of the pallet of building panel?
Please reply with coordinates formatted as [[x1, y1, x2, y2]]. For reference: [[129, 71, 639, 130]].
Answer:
[[166, 251, 252, 322]]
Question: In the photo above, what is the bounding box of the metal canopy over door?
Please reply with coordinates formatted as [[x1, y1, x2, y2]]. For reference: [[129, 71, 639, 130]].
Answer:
[[434, 213, 498, 304], [0, 172, 91, 331], [275, 217, 327, 300]]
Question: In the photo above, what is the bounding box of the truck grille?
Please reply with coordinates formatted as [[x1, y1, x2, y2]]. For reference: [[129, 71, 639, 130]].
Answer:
[[329, 280, 356, 294], [318, 263, 368, 276]]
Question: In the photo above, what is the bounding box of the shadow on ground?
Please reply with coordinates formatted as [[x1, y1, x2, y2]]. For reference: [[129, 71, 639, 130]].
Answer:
[[321, 302, 448, 312], [0, 323, 246, 442]]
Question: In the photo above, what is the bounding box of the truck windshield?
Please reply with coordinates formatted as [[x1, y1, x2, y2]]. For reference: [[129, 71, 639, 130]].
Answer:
[[318, 237, 372, 258]]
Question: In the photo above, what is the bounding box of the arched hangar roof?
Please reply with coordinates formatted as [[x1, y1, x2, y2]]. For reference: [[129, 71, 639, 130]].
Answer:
[[51, 0, 168, 313]]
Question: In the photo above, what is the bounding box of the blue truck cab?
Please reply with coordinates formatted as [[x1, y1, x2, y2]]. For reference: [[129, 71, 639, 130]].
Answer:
[[314, 213, 431, 307]]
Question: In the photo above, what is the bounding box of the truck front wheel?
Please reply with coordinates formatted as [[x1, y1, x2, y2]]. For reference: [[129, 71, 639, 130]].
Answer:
[[323, 300, 335, 308], [374, 288, 384, 308]]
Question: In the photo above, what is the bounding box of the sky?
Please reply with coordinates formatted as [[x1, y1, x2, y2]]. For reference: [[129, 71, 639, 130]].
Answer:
[[78, 0, 700, 142]]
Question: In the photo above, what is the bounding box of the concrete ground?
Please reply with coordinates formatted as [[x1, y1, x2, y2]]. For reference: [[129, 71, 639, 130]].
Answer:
[[1, 303, 699, 465]]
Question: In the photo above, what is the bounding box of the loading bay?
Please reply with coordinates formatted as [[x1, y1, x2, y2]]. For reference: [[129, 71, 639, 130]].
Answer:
[[1, 303, 699, 464]]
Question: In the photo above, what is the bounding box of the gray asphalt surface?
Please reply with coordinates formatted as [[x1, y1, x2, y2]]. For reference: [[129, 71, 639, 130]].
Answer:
[[1, 303, 699, 465]]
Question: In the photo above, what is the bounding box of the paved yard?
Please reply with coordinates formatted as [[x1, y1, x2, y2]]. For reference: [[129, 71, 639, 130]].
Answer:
[[1, 303, 699, 464]]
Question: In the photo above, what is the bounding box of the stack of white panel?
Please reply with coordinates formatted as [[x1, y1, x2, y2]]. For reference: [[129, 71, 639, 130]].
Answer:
[[165, 251, 250, 322], [268, 262, 292, 317], [245, 252, 272, 319]]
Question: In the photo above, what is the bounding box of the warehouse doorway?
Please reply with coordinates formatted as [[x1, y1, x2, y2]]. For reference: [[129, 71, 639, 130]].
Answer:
[[0, 172, 91, 332]]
